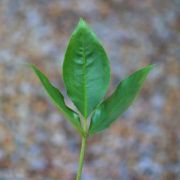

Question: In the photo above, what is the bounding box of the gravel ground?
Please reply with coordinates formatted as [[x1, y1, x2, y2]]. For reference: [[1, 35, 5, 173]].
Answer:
[[0, 0, 179, 179]]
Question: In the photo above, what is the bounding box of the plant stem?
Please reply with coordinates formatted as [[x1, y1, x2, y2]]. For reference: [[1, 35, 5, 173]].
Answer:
[[76, 135, 87, 180], [76, 117, 88, 180]]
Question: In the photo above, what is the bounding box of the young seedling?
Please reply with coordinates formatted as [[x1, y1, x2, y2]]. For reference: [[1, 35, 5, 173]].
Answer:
[[30, 18, 154, 180]]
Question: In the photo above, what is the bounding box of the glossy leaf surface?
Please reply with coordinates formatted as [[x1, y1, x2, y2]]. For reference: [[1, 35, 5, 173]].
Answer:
[[89, 65, 154, 135], [63, 19, 110, 118], [30, 64, 84, 136]]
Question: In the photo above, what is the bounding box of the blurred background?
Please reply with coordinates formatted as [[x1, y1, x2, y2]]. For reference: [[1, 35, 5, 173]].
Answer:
[[0, 0, 179, 179]]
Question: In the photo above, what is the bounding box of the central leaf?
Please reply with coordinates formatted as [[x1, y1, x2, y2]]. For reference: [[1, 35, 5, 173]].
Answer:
[[63, 19, 110, 118]]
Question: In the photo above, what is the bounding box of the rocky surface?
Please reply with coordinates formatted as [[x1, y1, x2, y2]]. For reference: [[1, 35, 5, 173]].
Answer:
[[0, 0, 179, 179]]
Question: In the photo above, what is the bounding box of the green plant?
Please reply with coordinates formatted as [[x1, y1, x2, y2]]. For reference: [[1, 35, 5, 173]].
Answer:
[[30, 18, 154, 180]]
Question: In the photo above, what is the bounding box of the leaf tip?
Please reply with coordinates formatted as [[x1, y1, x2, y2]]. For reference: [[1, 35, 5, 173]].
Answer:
[[79, 17, 86, 25], [28, 63, 38, 73], [139, 64, 155, 76], [147, 64, 155, 71], [144, 64, 155, 75], [72, 18, 89, 35], [76, 17, 89, 30]]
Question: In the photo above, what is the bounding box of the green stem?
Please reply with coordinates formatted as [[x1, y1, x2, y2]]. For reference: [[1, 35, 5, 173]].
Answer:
[[76, 117, 88, 180], [76, 135, 87, 180]]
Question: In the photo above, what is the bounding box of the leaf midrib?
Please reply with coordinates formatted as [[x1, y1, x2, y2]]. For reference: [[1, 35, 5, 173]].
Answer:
[[82, 38, 87, 117]]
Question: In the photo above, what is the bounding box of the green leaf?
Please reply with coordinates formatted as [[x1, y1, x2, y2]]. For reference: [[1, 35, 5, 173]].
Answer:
[[30, 64, 84, 136], [63, 18, 110, 118], [89, 64, 154, 135]]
